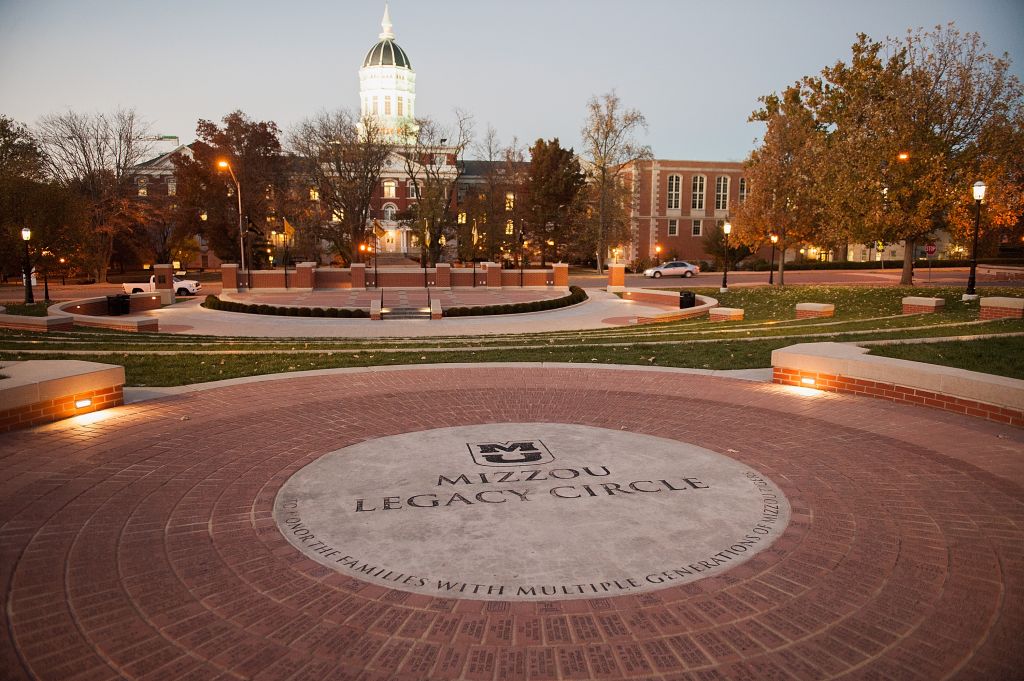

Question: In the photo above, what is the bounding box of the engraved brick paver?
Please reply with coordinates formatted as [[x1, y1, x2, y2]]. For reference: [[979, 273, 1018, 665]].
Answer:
[[1, 366, 1022, 679]]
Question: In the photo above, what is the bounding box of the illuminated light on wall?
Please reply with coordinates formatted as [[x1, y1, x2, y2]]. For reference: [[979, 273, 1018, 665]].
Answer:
[[75, 398, 93, 409], [800, 377, 816, 386]]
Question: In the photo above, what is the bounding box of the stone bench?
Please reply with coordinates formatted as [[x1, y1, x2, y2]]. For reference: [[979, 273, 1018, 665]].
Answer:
[[0, 360, 125, 432], [980, 297, 1024, 320], [902, 297, 945, 315], [72, 316, 159, 332], [709, 307, 744, 322], [430, 298, 442, 320], [370, 299, 382, 321], [0, 313, 74, 332], [771, 342, 1023, 427], [795, 303, 835, 319]]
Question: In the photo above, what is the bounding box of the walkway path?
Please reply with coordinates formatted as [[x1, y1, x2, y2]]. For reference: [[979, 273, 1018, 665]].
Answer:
[[2, 365, 1021, 680]]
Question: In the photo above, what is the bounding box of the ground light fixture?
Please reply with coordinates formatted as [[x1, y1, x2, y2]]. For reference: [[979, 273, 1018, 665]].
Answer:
[[721, 220, 732, 292], [966, 180, 987, 298], [21, 227, 33, 304], [769, 233, 779, 285]]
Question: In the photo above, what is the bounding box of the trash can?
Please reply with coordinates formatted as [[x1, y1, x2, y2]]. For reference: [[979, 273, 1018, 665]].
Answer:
[[106, 294, 131, 316], [679, 291, 696, 309]]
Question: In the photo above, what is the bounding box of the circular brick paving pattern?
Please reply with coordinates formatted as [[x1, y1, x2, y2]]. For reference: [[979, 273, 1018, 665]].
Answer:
[[1, 366, 1022, 680]]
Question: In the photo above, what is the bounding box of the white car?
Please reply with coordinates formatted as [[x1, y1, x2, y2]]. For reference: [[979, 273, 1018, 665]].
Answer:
[[643, 261, 700, 278], [123, 274, 202, 296]]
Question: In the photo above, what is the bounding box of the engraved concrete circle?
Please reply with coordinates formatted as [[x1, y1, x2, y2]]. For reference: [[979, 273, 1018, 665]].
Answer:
[[274, 423, 790, 600]]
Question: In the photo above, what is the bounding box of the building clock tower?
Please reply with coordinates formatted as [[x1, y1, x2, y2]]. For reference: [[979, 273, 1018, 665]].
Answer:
[[359, 4, 416, 143]]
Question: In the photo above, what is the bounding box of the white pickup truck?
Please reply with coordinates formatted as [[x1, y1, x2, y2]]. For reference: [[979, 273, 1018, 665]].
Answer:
[[122, 275, 202, 296]]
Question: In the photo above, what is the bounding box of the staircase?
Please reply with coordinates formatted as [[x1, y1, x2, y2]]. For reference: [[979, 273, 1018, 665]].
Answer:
[[384, 307, 431, 320], [380, 289, 432, 320]]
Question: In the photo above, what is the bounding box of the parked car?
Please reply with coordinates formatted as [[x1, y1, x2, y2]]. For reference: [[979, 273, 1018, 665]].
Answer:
[[122, 274, 202, 296], [643, 261, 700, 278]]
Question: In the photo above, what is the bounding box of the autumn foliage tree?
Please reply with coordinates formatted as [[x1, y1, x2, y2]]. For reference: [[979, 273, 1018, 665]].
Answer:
[[525, 138, 585, 265]]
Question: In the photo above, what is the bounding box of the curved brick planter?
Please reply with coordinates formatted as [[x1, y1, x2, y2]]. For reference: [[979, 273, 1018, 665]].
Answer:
[[1, 365, 1021, 679], [613, 288, 718, 324]]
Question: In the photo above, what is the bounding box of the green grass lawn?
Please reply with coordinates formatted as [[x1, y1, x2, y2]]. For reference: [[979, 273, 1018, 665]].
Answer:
[[1, 302, 53, 316], [868, 336, 1024, 380], [1, 285, 1021, 386]]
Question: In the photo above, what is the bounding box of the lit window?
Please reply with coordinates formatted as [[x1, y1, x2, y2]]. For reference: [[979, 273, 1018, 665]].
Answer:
[[667, 219, 678, 236], [332, 209, 343, 222], [691, 175, 705, 210], [384, 97, 392, 116], [505, 192, 515, 211], [408, 182, 419, 199], [692, 220, 702, 236], [309, 187, 319, 201], [458, 211, 467, 224], [738, 178, 748, 204], [666, 175, 680, 210], [715, 176, 729, 211], [167, 180, 176, 196], [383, 180, 397, 198], [505, 219, 514, 235], [137, 177, 147, 197], [383, 204, 397, 221]]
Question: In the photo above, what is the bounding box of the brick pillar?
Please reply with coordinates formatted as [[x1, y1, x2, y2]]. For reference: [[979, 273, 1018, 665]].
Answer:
[[295, 262, 316, 290], [154, 263, 175, 303], [484, 262, 502, 289], [435, 263, 451, 289], [221, 264, 239, 293], [608, 263, 626, 289], [552, 263, 569, 288], [351, 263, 366, 291]]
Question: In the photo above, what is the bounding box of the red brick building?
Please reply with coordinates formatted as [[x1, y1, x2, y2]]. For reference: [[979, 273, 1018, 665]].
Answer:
[[624, 159, 748, 264]]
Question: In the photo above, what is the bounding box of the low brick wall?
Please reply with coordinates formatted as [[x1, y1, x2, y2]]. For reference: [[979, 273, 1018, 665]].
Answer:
[[710, 307, 744, 322], [635, 307, 711, 324], [0, 360, 126, 433], [622, 288, 718, 325], [980, 297, 1024, 320], [0, 314, 74, 332], [902, 297, 944, 315], [500, 270, 551, 287], [795, 303, 834, 319], [54, 295, 161, 332], [771, 342, 1023, 427]]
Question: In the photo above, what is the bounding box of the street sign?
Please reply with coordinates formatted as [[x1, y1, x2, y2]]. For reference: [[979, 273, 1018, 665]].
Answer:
[[925, 243, 937, 256]]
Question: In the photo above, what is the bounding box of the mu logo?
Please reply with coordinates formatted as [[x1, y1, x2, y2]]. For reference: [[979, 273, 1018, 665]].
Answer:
[[466, 440, 555, 467]]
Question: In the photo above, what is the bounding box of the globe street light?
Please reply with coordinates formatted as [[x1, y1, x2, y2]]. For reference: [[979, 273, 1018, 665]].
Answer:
[[965, 181, 987, 298], [217, 160, 246, 285], [21, 228, 34, 304], [720, 220, 732, 292], [768, 233, 779, 285]]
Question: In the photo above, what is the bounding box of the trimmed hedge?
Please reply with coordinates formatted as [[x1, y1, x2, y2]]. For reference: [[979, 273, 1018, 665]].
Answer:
[[444, 286, 588, 317], [202, 295, 369, 318]]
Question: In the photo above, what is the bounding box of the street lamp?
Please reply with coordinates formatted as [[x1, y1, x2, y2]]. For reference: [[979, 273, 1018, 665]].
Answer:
[[721, 220, 732, 292], [654, 244, 662, 265], [768, 233, 779, 285], [21, 228, 33, 304], [965, 180, 987, 298], [217, 160, 246, 286]]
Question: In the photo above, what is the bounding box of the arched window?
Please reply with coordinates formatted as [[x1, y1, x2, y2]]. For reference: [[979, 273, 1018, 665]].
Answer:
[[715, 176, 729, 210], [383, 203, 397, 221], [666, 175, 680, 210], [383, 180, 397, 198], [691, 175, 705, 210]]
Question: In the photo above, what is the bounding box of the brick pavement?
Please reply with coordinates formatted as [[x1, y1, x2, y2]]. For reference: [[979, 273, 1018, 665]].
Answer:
[[1, 366, 1022, 680]]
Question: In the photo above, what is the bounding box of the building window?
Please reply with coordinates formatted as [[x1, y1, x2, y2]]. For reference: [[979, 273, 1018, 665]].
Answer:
[[666, 175, 680, 210], [692, 220, 702, 236], [667, 219, 678, 236], [738, 178, 748, 204], [373, 96, 379, 114], [457, 211, 467, 224], [397, 97, 404, 117], [505, 219, 514, 235], [505, 192, 515, 211], [383, 203, 397, 221], [167, 180, 176, 196], [309, 187, 319, 201], [136, 177, 147, 197], [408, 181, 419, 199], [691, 175, 705, 210], [715, 176, 729, 211], [383, 180, 397, 198], [384, 97, 392, 116], [433, 154, 446, 167], [331, 209, 343, 222]]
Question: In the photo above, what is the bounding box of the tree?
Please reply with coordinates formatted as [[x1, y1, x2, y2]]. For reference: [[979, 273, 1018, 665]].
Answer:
[[580, 91, 651, 273], [172, 111, 288, 266], [288, 110, 393, 264], [460, 126, 526, 262], [0, 116, 46, 181], [35, 108, 152, 282], [525, 138, 585, 265], [399, 111, 473, 266], [734, 85, 828, 286]]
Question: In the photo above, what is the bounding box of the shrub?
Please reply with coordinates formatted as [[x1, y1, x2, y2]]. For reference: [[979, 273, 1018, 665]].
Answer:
[[311, 307, 325, 317], [287, 307, 299, 316]]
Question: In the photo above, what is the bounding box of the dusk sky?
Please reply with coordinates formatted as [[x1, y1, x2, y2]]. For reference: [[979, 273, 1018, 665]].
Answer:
[[1, 0, 1021, 162]]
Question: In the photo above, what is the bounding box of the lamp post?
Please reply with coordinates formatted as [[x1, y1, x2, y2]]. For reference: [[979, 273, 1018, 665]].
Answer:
[[21, 228, 34, 304], [768, 233, 779, 285], [720, 220, 732, 293], [59, 257, 67, 286], [217, 160, 246, 287], [965, 180, 987, 298], [654, 244, 662, 265], [518, 230, 526, 288]]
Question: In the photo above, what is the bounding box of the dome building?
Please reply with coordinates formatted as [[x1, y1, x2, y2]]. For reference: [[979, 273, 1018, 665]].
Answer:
[[359, 5, 416, 143]]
